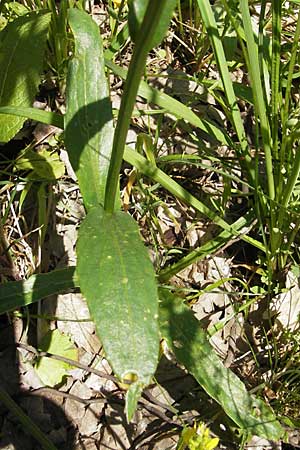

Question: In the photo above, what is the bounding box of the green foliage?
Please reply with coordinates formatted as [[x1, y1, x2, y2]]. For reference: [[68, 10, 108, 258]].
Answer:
[[1, 0, 295, 442], [0, 11, 51, 142], [196, 0, 300, 274]]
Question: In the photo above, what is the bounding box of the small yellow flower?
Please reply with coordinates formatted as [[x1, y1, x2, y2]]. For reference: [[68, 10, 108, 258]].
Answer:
[[112, 0, 126, 7], [177, 422, 219, 450], [189, 423, 219, 450]]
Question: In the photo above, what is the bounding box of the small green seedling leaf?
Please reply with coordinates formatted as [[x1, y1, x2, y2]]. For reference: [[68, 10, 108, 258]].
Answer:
[[35, 329, 78, 387], [0, 11, 51, 142], [128, 0, 177, 50], [65, 8, 114, 210], [15, 148, 65, 180], [77, 206, 160, 405], [159, 290, 283, 440]]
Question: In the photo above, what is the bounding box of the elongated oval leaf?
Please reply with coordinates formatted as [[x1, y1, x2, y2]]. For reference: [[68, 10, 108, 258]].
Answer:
[[128, 0, 176, 50], [159, 290, 283, 440], [77, 206, 160, 387], [0, 11, 51, 143], [65, 9, 114, 210]]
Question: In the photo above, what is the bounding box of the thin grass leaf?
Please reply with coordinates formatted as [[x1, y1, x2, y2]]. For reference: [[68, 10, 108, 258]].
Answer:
[[196, 0, 253, 176], [158, 213, 256, 282], [0, 267, 78, 314], [105, 59, 231, 146], [125, 146, 265, 252], [0, 387, 57, 450], [271, 0, 282, 162], [0, 106, 63, 128], [239, 0, 275, 200]]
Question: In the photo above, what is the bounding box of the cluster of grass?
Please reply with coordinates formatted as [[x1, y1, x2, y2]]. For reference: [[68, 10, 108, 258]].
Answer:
[[0, 0, 300, 448]]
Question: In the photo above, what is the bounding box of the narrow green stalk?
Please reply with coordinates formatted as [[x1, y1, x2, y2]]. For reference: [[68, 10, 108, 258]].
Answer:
[[104, 0, 170, 213], [196, 0, 253, 179], [239, 0, 275, 201], [177, 0, 184, 37], [158, 214, 256, 282], [0, 386, 57, 450], [282, 12, 300, 128], [279, 11, 300, 197], [125, 146, 265, 252], [271, 0, 282, 163], [278, 147, 300, 226], [258, 0, 267, 74]]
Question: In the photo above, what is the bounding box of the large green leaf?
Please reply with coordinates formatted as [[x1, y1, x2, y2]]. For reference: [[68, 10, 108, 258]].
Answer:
[[159, 290, 283, 440], [128, 0, 176, 50], [0, 11, 51, 143], [65, 9, 114, 210], [77, 206, 160, 397]]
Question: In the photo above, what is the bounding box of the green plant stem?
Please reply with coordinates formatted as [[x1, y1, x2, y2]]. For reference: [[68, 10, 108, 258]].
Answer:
[[158, 214, 256, 282], [197, 0, 253, 179], [278, 11, 300, 200], [0, 386, 57, 450], [271, 0, 281, 163], [239, 0, 275, 201], [104, 0, 170, 213], [282, 218, 300, 268], [274, 146, 300, 259], [125, 146, 265, 252]]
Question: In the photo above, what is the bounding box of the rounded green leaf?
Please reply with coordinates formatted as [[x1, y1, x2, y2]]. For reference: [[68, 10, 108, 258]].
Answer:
[[77, 206, 160, 386]]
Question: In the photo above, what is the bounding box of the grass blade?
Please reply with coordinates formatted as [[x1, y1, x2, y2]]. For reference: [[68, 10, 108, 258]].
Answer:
[[105, 59, 231, 146], [125, 146, 265, 252], [239, 0, 275, 200], [196, 0, 253, 176], [0, 267, 78, 314]]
